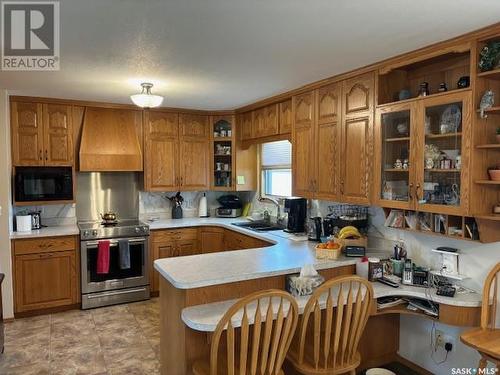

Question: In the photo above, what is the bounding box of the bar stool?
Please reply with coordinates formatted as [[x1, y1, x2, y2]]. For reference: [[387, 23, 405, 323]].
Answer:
[[461, 262, 500, 370], [192, 289, 299, 375], [286, 275, 374, 375]]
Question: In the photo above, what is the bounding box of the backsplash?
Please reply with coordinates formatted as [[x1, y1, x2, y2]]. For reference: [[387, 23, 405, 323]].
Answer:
[[13, 204, 77, 228]]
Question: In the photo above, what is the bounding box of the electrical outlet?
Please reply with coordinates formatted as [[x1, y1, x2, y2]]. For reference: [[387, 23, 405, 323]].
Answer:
[[435, 330, 455, 351]]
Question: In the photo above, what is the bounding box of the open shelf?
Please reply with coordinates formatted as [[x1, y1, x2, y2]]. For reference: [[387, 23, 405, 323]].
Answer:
[[477, 106, 500, 115], [475, 180, 500, 185], [477, 68, 500, 80], [386, 136, 410, 142], [476, 144, 500, 149], [425, 169, 460, 173], [384, 169, 409, 172]]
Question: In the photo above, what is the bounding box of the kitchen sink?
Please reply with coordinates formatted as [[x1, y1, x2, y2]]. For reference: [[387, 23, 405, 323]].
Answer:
[[231, 221, 284, 232]]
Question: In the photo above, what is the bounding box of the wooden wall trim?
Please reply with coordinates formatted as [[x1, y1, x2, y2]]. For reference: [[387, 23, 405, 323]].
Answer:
[[9, 21, 500, 115]]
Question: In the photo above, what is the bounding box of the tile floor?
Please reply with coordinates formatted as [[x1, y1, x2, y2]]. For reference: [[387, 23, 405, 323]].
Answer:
[[0, 298, 160, 375]]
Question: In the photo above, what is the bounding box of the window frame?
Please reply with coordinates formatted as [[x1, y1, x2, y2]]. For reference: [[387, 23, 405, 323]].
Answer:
[[259, 141, 292, 199]]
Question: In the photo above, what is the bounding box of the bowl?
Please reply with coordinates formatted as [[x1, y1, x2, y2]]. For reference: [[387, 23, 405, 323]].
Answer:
[[488, 169, 500, 181]]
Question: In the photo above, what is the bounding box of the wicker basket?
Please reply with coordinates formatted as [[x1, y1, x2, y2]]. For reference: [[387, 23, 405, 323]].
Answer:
[[315, 245, 341, 260]]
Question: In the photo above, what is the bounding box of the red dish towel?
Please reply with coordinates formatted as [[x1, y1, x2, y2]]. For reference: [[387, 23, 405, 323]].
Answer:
[[97, 240, 110, 274]]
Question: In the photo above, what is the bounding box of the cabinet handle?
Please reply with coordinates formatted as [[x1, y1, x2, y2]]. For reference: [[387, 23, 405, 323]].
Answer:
[[180, 177, 183, 186], [408, 183, 414, 200], [39, 150, 42, 160], [45, 149, 48, 161], [340, 180, 344, 195], [415, 183, 421, 200]]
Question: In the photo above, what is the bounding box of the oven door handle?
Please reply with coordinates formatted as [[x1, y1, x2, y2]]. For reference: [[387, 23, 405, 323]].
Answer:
[[84, 238, 147, 248], [85, 287, 148, 299]]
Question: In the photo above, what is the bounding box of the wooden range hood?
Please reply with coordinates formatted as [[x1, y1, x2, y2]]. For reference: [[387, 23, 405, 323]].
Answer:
[[79, 107, 143, 172]]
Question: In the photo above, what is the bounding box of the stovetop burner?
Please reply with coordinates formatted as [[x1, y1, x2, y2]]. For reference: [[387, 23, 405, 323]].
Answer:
[[78, 219, 150, 241]]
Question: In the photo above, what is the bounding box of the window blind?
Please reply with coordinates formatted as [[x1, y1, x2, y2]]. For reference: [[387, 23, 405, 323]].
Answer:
[[261, 140, 292, 168]]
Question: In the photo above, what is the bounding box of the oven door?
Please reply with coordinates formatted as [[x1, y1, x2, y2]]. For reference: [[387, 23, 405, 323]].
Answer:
[[81, 237, 149, 294]]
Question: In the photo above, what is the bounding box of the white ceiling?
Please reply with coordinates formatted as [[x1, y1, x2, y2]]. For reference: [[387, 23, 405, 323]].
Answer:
[[1, 0, 499, 110]]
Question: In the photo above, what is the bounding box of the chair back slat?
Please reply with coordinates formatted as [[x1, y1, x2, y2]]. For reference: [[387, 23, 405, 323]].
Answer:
[[210, 289, 299, 375], [295, 275, 374, 372], [481, 263, 500, 329]]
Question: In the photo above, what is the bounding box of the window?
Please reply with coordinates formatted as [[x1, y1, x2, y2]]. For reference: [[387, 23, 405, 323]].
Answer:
[[261, 140, 292, 197]]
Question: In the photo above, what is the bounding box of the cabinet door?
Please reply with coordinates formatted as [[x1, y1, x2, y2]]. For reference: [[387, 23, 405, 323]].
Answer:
[[151, 240, 176, 292], [200, 228, 225, 253], [180, 114, 208, 138], [14, 251, 77, 313], [252, 107, 266, 138], [414, 91, 471, 215], [144, 111, 179, 191], [374, 103, 416, 209], [340, 116, 372, 204], [180, 138, 209, 190], [292, 91, 316, 198], [239, 112, 253, 140], [11, 102, 44, 166], [176, 239, 199, 256], [262, 104, 279, 137], [43, 104, 74, 166], [315, 84, 341, 200], [279, 99, 293, 134], [343, 72, 374, 118]]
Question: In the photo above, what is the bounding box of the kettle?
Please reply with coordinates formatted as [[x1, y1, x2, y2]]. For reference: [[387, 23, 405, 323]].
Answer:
[[307, 217, 323, 242]]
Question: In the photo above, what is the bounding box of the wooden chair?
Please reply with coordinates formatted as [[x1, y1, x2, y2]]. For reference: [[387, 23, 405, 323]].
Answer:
[[286, 275, 374, 375], [193, 289, 299, 375], [461, 262, 500, 370]]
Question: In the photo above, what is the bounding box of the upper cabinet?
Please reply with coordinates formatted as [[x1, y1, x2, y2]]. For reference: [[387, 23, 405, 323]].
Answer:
[[252, 104, 279, 138], [375, 90, 471, 215], [239, 112, 253, 141], [340, 72, 374, 205], [11, 101, 73, 166], [144, 111, 209, 192], [279, 99, 293, 134], [292, 73, 374, 204]]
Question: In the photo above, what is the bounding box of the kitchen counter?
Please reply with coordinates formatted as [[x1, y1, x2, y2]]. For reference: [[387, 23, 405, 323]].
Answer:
[[9, 224, 79, 240], [152, 217, 366, 289]]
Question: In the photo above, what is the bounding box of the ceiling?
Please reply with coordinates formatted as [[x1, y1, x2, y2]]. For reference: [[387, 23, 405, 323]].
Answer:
[[1, 0, 500, 110]]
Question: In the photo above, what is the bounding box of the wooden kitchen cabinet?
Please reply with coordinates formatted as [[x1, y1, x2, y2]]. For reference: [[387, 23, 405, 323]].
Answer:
[[340, 72, 375, 205], [12, 236, 79, 314], [279, 99, 293, 134], [239, 111, 254, 141], [144, 111, 209, 191], [252, 104, 279, 138], [200, 227, 225, 253], [292, 90, 316, 198], [11, 101, 74, 166]]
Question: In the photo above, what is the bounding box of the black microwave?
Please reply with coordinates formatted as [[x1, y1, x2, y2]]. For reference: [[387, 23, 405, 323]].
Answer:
[[14, 167, 74, 203]]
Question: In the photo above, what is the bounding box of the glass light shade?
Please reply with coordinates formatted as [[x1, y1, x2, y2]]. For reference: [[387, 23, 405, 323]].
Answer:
[[130, 93, 163, 108]]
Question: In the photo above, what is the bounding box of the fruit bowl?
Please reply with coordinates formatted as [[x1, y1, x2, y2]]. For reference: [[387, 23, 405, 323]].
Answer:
[[315, 241, 341, 260]]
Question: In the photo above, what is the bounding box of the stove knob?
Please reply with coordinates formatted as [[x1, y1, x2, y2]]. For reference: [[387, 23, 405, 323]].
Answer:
[[135, 227, 141, 234], [83, 230, 89, 237], [92, 230, 98, 237]]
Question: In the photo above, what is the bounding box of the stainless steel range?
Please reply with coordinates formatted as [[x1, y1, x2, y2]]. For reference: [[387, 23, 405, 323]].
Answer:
[[79, 220, 150, 309], [76, 172, 150, 309]]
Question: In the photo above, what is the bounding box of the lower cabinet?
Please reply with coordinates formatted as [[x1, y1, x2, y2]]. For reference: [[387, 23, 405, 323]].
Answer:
[[151, 226, 273, 293], [12, 236, 79, 314]]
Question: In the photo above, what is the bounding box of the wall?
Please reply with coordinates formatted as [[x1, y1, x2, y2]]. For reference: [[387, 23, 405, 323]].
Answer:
[[0, 90, 14, 319]]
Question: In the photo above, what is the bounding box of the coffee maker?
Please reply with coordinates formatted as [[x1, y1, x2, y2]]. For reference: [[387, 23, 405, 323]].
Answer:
[[283, 197, 307, 233]]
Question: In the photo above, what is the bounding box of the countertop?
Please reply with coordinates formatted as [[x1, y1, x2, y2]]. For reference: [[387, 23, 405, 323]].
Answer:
[[181, 281, 482, 332], [152, 217, 369, 290], [10, 224, 79, 240]]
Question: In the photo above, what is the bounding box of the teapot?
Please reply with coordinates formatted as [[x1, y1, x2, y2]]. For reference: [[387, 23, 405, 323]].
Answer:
[[100, 212, 117, 222]]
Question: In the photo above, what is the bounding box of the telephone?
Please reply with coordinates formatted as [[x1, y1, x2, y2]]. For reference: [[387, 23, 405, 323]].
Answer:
[[402, 259, 413, 285]]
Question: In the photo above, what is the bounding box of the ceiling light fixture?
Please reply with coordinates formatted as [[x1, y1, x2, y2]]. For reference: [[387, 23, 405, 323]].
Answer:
[[130, 82, 164, 108]]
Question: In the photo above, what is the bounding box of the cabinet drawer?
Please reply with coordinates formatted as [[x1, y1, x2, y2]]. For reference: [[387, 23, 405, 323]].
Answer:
[[152, 228, 199, 242], [13, 236, 76, 255]]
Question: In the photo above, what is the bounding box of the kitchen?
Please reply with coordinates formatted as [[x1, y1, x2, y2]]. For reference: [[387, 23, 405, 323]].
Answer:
[[1, 2, 500, 375]]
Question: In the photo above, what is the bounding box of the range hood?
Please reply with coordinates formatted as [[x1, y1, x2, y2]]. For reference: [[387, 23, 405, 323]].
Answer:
[[79, 107, 143, 172]]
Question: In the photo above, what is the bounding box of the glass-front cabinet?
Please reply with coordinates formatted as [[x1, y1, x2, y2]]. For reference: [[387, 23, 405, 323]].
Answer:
[[375, 102, 416, 209], [376, 91, 471, 215], [211, 115, 235, 190], [415, 92, 471, 215]]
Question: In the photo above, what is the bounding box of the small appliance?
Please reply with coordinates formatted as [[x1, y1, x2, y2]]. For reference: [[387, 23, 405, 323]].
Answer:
[[402, 259, 413, 285], [14, 166, 73, 203], [283, 197, 307, 233], [344, 245, 366, 257], [30, 211, 42, 230], [16, 214, 32, 232], [307, 217, 322, 242], [216, 195, 242, 218]]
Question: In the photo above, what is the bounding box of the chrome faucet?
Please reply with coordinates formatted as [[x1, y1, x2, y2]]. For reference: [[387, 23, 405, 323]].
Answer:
[[258, 197, 284, 226]]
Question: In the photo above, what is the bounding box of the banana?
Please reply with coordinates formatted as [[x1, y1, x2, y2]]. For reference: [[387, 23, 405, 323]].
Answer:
[[338, 226, 361, 239]]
